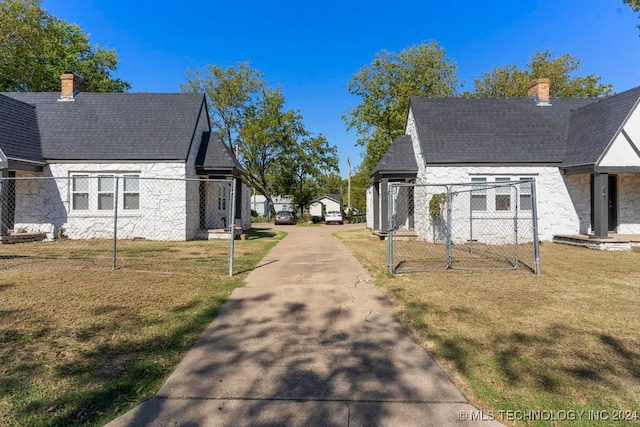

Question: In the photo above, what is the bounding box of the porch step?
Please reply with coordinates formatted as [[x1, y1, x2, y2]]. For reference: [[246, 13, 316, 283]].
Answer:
[[553, 234, 640, 251], [0, 232, 47, 244]]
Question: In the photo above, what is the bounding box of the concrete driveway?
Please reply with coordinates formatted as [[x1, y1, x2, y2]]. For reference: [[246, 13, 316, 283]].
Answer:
[[107, 223, 503, 426]]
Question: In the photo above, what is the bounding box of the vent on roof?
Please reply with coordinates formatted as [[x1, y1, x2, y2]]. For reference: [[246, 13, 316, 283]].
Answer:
[[59, 72, 84, 101], [528, 78, 552, 106]]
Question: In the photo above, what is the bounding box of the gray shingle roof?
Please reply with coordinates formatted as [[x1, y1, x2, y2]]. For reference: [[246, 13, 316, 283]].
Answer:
[[371, 135, 417, 177], [196, 131, 242, 171], [563, 86, 640, 167], [0, 94, 44, 163], [409, 96, 596, 164], [2, 92, 207, 161]]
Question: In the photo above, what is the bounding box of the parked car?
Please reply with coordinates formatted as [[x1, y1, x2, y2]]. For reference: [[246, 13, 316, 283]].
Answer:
[[275, 210, 296, 225], [325, 211, 343, 225]]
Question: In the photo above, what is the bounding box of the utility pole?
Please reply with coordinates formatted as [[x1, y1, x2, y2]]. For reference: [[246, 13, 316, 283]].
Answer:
[[347, 157, 351, 213]]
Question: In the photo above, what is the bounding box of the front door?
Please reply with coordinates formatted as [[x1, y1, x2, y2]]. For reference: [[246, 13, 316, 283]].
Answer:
[[590, 174, 618, 234], [608, 175, 618, 232]]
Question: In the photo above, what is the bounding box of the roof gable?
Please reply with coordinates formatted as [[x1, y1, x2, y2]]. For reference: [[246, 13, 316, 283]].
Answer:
[[564, 86, 640, 168], [2, 92, 207, 162], [371, 135, 417, 177], [0, 94, 44, 164], [195, 131, 243, 176]]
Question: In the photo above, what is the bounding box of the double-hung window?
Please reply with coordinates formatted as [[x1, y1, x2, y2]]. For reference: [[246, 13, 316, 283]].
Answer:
[[72, 175, 90, 210], [519, 178, 532, 211], [70, 173, 140, 212], [123, 175, 140, 210], [470, 177, 487, 211], [495, 177, 512, 211], [98, 175, 115, 210]]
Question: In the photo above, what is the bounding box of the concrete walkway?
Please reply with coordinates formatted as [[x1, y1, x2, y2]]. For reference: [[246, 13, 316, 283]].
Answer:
[[107, 223, 503, 426]]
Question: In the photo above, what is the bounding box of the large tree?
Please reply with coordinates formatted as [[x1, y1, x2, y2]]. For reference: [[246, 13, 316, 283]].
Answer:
[[343, 41, 458, 174], [180, 63, 264, 156], [0, 0, 129, 92], [182, 63, 339, 215], [238, 87, 306, 214], [469, 50, 613, 98], [274, 135, 339, 215]]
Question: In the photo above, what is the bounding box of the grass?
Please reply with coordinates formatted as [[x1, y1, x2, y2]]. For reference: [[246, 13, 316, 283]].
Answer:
[[335, 228, 640, 427], [0, 228, 284, 427]]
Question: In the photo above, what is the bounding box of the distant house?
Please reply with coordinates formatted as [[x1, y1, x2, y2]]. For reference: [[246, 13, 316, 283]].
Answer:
[[249, 194, 294, 216], [0, 72, 250, 240], [309, 194, 342, 219], [368, 79, 640, 242]]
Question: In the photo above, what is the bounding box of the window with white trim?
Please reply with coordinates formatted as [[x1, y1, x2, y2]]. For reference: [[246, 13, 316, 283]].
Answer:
[[72, 175, 89, 210], [123, 175, 140, 210], [70, 173, 140, 212], [519, 178, 532, 211], [469, 176, 535, 213], [470, 177, 487, 211], [495, 177, 511, 211], [97, 175, 115, 210]]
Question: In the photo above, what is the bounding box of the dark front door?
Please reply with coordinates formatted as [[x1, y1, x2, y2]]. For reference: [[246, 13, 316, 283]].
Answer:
[[608, 175, 618, 232]]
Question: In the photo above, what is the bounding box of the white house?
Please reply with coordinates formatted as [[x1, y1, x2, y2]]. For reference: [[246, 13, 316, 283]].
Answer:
[[249, 194, 294, 216], [309, 194, 342, 219], [368, 79, 640, 245], [0, 72, 251, 241]]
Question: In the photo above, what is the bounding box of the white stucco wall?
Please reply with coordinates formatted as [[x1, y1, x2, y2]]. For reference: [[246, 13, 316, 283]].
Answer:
[[617, 173, 640, 233], [39, 162, 190, 240], [419, 166, 585, 241]]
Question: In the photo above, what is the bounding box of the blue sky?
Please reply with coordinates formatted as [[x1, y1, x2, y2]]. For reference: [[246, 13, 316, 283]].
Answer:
[[42, 0, 640, 178]]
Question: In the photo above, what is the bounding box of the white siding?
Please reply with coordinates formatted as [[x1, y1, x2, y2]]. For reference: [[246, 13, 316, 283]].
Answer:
[[366, 185, 374, 229], [623, 102, 640, 149], [598, 133, 640, 167]]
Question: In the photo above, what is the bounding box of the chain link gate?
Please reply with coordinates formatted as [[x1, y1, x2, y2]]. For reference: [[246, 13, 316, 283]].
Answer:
[[387, 180, 540, 274]]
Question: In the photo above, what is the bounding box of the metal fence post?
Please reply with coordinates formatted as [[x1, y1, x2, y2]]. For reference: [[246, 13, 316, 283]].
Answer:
[[514, 183, 519, 268], [387, 184, 394, 272], [228, 178, 236, 277], [112, 176, 119, 270], [531, 179, 540, 274], [446, 186, 453, 269]]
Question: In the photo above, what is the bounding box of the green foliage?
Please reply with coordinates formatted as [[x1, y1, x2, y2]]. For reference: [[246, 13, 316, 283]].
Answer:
[[429, 193, 446, 222], [343, 41, 458, 175], [182, 63, 339, 215], [468, 50, 613, 98], [273, 134, 339, 214], [0, 0, 129, 92], [180, 62, 264, 155]]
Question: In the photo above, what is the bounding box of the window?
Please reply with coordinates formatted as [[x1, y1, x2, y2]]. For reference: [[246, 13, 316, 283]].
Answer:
[[495, 177, 511, 211], [72, 175, 89, 210], [519, 178, 532, 211], [470, 177, 487, 211], [98, 175, 114, 210], [123, 175, 140, 210], [70, 173, 140, 212]]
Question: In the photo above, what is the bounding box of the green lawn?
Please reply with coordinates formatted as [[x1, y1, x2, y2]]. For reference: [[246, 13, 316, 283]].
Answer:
[[0, 228, 284, 427], [336, 228, 640, 427]]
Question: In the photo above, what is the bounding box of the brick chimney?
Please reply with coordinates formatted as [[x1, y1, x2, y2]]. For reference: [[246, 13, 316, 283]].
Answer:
[[59, 72, 84, 101], [528, 78, 551, 106]]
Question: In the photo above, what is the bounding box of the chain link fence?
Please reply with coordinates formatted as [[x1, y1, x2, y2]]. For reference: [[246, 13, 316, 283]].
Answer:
[[387, 180, 540, 274], [0, 176, 239, 274]]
